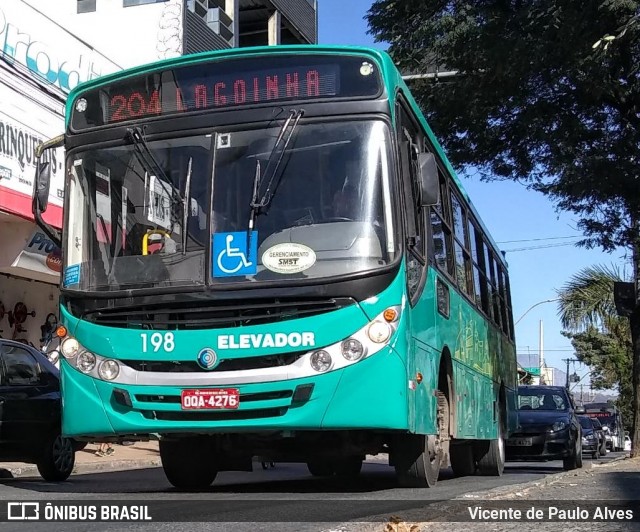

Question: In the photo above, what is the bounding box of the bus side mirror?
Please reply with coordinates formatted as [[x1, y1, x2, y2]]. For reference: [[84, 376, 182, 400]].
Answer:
[[34, 161, 51, 213], [418, 152, 439, 206], [31, 135, 64, 248]]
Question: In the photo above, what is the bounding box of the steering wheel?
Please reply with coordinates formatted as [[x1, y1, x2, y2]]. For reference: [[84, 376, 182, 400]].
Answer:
[[324, 217, 354, 223]]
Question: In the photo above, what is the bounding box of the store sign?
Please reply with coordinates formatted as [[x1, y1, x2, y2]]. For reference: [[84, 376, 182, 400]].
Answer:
[[0, 3, 119, 93], [0, 82, 64, 211], [11, 230, 62, 278]]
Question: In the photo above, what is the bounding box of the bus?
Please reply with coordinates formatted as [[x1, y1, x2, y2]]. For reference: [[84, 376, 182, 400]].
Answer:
[[32, 45, 518, 489], [583, 402, 625, 451]]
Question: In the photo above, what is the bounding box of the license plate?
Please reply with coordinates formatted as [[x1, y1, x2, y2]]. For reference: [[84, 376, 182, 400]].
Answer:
[[181, 389, 239, 410], [508, 437, 533, 447]]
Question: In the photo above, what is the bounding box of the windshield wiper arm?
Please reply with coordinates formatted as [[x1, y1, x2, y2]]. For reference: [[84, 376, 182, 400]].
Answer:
[[246, 109, 303, 232], [182, 157, 192, 255], [248, 159, 261, 232], [258, 109, 303, 209], [126, 127, 183, 227]]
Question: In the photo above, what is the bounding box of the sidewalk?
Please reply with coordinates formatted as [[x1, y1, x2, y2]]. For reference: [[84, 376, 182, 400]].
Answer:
[[0, 441, 161, 478], [342, 456, 640, 532]]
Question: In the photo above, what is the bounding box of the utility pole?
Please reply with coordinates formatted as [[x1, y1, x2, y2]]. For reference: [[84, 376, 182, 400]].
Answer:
[[563, 358, 579, 391]]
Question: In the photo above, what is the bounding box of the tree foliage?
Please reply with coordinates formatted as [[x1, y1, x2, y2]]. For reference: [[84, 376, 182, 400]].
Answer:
[[557, 265, 632, 423], [366, 0, 640, 251]]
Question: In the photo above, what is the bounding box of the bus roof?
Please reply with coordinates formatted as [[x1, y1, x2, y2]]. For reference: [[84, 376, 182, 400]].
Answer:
[[66, 44, 507, 268]]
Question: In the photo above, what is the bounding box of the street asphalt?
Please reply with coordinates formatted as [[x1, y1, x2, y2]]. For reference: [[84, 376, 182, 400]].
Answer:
[[0, 449, 629, 531]]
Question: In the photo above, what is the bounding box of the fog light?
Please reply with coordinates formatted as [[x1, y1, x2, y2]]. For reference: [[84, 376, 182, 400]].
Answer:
[[310, 350, 332, 372], [77, 351, 96, 373], [341, 338, 365, 361], [367, 321, 392, 343], [99, 360, 120, 381], [61, 338, 80, 359]]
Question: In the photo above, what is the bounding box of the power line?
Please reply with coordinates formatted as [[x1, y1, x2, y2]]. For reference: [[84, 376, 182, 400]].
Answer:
[[496, 236, 581, 244], [503, 241, 580, 252]]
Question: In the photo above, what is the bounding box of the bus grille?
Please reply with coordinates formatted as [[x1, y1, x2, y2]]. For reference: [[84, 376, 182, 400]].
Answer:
[[120, 351, 305, 373], [78, 297, 353, 330], [142, 407, 287, 421], [135, 390, 293, 404]]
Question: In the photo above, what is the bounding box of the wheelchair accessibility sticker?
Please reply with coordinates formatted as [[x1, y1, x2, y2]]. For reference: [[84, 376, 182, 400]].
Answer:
[[213, 231, 258, 277]]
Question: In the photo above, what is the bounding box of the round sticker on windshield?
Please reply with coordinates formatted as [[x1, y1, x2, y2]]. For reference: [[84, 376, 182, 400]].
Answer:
[[262, 243, 316, 274]]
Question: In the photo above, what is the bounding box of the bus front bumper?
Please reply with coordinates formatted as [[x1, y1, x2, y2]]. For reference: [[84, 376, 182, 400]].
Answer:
[[61, 347, 409, 438]]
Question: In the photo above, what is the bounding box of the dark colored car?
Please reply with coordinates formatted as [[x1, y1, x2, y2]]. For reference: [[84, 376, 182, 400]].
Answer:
[[506, 385, 583, 470], [590, 417, 607, 456], [578, 415, 600, 459], [0, 339, 76, 481]]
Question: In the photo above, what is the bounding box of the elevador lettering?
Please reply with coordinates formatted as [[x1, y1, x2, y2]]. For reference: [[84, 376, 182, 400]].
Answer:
[[217, 332, 315, 349]]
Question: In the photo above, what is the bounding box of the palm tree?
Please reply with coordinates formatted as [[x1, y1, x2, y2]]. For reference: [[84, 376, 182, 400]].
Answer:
[[556, 265, 633, 453], [557, 264, 622, 332]]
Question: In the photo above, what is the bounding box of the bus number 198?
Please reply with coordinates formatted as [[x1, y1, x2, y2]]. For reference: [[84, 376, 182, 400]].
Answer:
[[141, 332, 175, 353]]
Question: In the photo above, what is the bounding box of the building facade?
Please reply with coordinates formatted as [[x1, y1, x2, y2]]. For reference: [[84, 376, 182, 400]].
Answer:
[[28, 0, 317, 68], [0, 0, 316, 348]]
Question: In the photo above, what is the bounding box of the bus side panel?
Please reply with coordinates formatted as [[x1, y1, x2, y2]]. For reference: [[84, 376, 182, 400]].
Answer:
[[321, 346, 409, 429], [411, 269, 516, 440], [411, 341, 439, 435]]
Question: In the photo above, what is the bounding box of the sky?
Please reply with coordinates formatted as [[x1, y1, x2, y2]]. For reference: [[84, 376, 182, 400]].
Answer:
[[318, 0, 627, 388]]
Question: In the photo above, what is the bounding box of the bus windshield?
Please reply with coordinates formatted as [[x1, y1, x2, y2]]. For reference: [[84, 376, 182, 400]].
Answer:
[[63, 119, 395, 292]]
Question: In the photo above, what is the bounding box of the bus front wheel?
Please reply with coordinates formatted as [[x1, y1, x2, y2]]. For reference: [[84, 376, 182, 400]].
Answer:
[[160, 438, 218, 490], [394, 393, 449, 487]]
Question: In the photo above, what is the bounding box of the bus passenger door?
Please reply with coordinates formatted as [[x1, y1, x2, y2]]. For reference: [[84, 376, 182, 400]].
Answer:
[[395, 99, 434, 434]]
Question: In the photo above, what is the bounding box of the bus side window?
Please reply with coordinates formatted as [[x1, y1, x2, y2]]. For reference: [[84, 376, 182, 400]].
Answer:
[[396, 102, 426, 302]]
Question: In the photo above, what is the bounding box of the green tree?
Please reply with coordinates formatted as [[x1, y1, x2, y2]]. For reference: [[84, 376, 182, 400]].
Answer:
[[367, 0, 640, 456], [557, 266, 633, 424]]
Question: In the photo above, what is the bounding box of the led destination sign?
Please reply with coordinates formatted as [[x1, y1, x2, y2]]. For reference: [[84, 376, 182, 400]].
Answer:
[[71, 55, 382, 130]]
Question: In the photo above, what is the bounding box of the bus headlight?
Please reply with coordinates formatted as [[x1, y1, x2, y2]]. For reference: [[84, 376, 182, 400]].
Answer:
[[341, 338, 365, 361], [310, 350, 332, 372], [77, 351, 96, 373], [61, 338, 80, 359], [367, 321, 392, 343], [98, 360, 120, 381]]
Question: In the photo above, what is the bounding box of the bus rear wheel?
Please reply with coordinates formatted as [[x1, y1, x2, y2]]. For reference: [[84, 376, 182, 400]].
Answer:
[[160, 438, 218, 490], [475, 406, 505, 476]]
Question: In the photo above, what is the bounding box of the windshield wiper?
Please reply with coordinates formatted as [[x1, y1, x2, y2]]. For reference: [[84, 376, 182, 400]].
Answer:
[[247, 109, 303, 232], [182, 156, 192, 255], [126, 127, 183, 227]]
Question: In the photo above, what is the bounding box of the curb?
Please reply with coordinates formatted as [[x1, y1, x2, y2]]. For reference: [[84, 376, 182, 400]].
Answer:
[[460, 454, 632, 501], [1, 458, 161, 479]]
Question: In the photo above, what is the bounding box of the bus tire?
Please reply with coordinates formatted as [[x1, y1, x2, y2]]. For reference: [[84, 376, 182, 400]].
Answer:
[[449, 442, 476, 477], [307, 460, 335, 477], [334, 457, 363, 478], [395, 393, 449, 488], [475, 407, 505, 476], [160, 439, 218, 490]]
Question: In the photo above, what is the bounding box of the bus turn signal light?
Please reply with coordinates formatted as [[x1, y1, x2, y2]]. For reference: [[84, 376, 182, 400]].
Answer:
[[56, 325, 68, 338], [383, 308, 398, 322]]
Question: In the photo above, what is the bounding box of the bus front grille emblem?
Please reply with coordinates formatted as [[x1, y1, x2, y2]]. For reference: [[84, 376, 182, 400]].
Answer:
[[197, 348, 218, 370]]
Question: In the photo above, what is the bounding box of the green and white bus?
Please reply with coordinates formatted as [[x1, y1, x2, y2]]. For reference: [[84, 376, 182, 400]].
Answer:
[[33, 45, 518, 489]]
